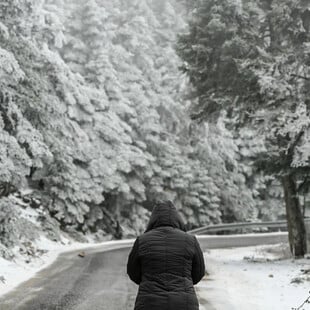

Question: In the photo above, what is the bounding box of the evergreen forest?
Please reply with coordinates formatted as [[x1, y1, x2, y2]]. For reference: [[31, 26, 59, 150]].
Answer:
[[1, 0, 309, 257]]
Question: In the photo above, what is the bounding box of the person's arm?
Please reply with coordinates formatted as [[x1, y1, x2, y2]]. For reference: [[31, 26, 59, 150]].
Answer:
[[191, 236, 205, 285], [127, 237, 141, 285]]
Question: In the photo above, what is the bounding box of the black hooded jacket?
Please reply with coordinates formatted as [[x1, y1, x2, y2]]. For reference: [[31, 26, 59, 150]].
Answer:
[[127, 202, 205, 310]]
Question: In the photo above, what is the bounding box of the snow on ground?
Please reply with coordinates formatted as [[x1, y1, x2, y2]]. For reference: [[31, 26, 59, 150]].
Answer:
[[0, 236, 134, 297], [1, 230, 309, 310], [197, 244, 310, 310]]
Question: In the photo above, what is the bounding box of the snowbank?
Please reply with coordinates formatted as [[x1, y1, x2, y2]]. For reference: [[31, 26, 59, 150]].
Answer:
[[197, 244, 310, 310]]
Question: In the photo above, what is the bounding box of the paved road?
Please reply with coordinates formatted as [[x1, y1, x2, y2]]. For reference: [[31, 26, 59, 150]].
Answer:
[[0, 233, 288, 310], [0, 245, 137, 310]]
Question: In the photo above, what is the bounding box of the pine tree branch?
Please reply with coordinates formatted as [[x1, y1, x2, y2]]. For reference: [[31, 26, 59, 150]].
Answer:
[[290, 74, 310, 80], [292, 291, 310, 310], [297, 176, 309, 193]]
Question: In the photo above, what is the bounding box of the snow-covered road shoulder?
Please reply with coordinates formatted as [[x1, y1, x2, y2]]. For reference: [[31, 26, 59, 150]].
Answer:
[[197, 244, 310, 310]]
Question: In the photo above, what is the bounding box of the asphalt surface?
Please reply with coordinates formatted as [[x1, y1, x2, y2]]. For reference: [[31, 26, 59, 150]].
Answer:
[[0, 233, 288, 310], [0, 245, 137, 310]]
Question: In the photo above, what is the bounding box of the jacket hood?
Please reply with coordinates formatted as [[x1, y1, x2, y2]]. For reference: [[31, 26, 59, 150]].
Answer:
[[145, 201, 186, 232]]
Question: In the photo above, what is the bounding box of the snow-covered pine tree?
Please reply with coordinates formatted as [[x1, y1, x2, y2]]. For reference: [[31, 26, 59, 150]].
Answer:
[[0, 0, 288, 246], [41, 0, 66, 49], [177, 0, 310, 256]]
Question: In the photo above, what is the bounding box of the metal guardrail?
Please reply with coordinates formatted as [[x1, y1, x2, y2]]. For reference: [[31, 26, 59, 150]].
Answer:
[[188, 218, 310, 235], [196, 232, 289, 250]]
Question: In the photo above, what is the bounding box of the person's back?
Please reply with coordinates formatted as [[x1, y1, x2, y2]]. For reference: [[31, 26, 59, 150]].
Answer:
[[127, 201, 205, 310]]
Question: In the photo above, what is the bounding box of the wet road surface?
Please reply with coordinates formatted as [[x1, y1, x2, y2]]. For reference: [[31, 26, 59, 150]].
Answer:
[[0, 246, 137, 310]]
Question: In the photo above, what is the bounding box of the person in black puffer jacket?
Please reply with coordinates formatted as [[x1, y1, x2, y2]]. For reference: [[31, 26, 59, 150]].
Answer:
[[127, 200, 205, 310]]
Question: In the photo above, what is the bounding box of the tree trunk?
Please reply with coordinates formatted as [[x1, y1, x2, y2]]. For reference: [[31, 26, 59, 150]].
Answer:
[[282, 174, 307, 257]]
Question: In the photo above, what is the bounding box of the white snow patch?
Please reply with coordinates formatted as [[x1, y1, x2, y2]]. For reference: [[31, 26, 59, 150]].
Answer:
[[197, 245, 310, 310], [18, 205, 41, 224], [19, 189, 34, 196]]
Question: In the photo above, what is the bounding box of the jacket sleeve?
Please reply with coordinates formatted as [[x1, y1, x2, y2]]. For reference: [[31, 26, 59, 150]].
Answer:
[[191, 236, 205, 285], [127, 237, 141, 285]]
